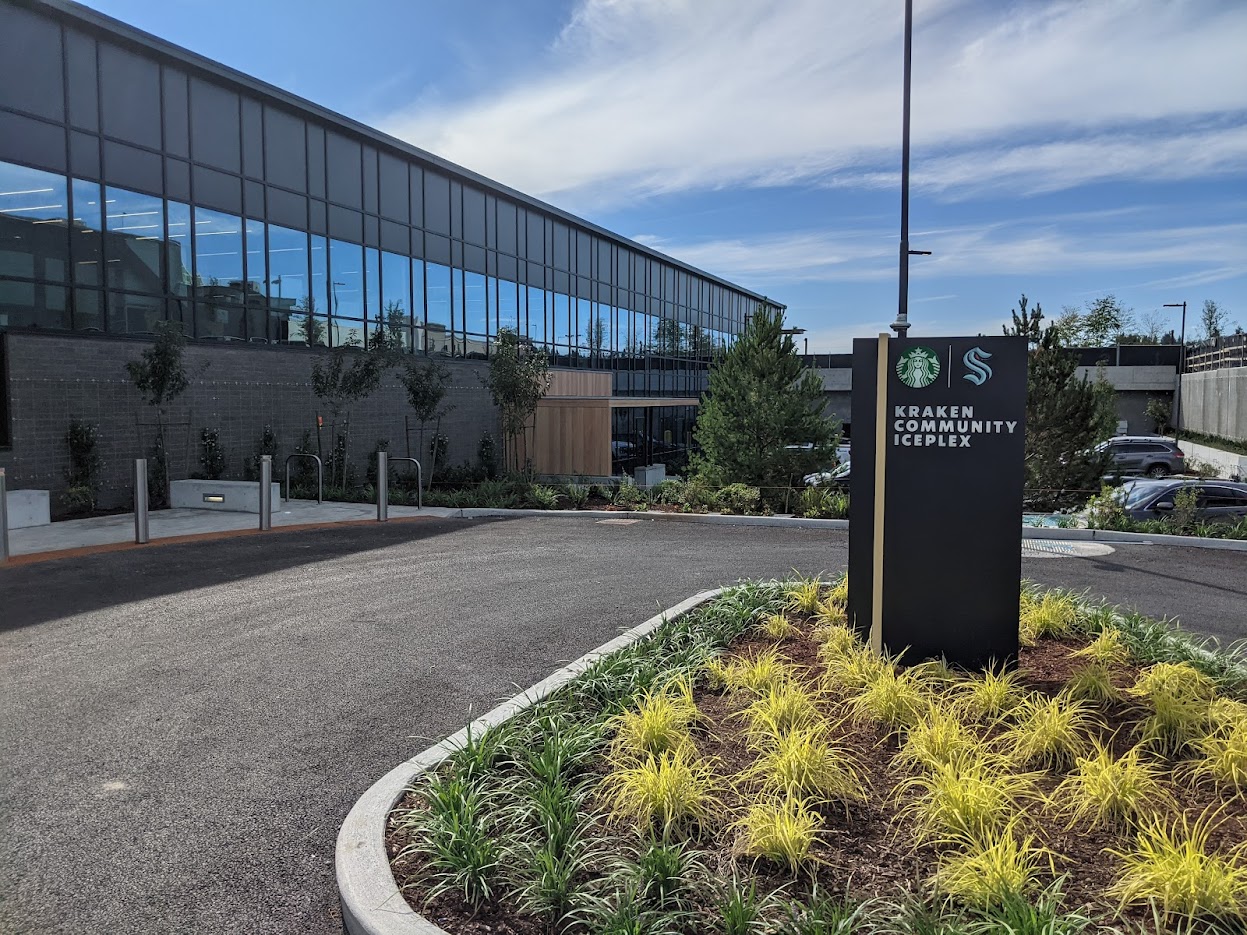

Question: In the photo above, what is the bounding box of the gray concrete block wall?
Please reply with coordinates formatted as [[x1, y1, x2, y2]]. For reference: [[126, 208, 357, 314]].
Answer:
[[0, 332, 500, 510], [1180, 369, 1246, 442]]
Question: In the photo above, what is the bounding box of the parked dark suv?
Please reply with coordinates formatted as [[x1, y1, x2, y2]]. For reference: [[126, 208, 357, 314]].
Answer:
[[1119, 479, 1247, 523], [1096, 436, 1186, 478]]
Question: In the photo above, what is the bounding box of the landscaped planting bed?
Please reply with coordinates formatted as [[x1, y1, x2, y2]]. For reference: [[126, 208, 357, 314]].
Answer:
[[385, 580, 1247, 934]]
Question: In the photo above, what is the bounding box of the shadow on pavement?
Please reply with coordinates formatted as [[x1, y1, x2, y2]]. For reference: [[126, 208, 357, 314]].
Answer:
[[0, 516, 502, 631]]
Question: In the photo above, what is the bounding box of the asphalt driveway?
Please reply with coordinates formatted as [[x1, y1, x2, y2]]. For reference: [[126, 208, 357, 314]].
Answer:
[[1, 517, 1243, 933]]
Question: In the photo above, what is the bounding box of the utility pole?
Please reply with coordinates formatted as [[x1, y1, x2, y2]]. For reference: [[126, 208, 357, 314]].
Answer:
[[892, 0, 930, 337]]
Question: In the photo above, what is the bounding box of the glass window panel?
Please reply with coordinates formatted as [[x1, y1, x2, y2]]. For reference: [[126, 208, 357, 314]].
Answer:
[[267, 221, 307, 341], [330, 318, 364, 348], [496, 201, 517, 255], [527, 285, 545, 346], [190, 78, 241, 173], [464, 270, 486, 336], [71, 178, 103, 285], [426, 262, 451, 355], [497, 277, 518, 336], [309, 234, 328, 321], [192, 207, 244, 340], [553, 292, 570, 347], [0, 162, 68, 286], [451, 268, 465, 355], [244, 218, 266, 303], [164, 201, 192, 297], [329, 239, 363, 319], [326, 132, 363, 208], [364, 246, 380, 321], [411, 258, 425, 351], [424, 172, 450, 235], [107, 290, 163, 334], [104, 186, 163, 293], [462, 187, 486, 245]]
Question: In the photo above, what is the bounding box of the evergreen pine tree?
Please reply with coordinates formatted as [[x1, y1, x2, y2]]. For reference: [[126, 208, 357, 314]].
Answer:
[[693, 306, 837, 493], [1004, 295, 1114, 510]]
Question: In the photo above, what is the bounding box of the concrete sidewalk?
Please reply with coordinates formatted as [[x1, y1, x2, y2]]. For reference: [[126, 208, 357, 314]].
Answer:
[[4, 499, 458, 557]]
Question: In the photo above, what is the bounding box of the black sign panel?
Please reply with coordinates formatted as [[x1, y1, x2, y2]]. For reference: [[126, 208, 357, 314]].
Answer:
[[848, 335, 1027, 669]]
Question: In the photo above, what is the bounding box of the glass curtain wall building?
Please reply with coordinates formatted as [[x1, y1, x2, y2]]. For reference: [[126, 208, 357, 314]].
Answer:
[[0, 0, 782, 471]]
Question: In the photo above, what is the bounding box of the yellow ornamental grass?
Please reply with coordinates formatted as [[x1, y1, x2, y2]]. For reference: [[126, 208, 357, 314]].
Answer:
[[932, 827, 1054, 906], [785, 575, 824, 615], [1187, 721, 1247, 795], [758, 612, 800, 641], [900, 757, 1041, 847], [734, 795, 821, 873], [1129, 663, 1217, 754], [1108, 810, 1247, 923], [955, 669, 1025, 724], [1019, 592, 1080, 646], [821, 644, 893, 696], [813, 623, 858, 660], [1002, 695, 1101, 770], [737, 681, 823, 746], [898, 703, 980, 773], [1210, 698, 1247, 733], [739, 725, 867, 811], [826, 574, 848, 608], [703, 657, 732, 691], [1072, 628, 1131, 667], [1063, 663, 1119, 704], [1053, 742, 1174, 830], [724, 648, 798, 696], [600, 746, 721, 837], [609, 678, 699, 760], [849, 667, 930, 733]]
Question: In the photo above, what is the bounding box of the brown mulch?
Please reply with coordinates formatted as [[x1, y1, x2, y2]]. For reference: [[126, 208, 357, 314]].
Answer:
[[385, 612, 1247, 933]]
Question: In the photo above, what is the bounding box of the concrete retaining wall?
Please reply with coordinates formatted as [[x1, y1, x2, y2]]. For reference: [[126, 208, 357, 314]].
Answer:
[[1180, 369, 1246, 442], [1170, 438, 1247, 481], [0, 331, 501, 510]]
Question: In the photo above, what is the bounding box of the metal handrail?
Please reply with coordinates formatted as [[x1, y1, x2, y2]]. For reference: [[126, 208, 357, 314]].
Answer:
[[284, 453, 323, 504], [383, 456, 423, 511]]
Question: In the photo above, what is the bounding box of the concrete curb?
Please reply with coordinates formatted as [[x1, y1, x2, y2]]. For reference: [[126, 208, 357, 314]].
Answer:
[[452, 506, 1247, 549], [335, 587, 728, 935]]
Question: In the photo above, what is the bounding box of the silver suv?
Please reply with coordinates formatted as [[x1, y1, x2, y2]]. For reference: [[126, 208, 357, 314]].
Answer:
[[1097, 436, 1186, 478]]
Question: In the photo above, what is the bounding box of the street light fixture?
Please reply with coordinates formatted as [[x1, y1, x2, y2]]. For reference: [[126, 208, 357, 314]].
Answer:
[[1164, 302, 1187, 446]]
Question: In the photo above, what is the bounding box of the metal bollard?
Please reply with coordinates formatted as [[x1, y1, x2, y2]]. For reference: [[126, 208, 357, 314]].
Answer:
[[377, 451, 388, 522], [0, 467, 10, 563], [259, 455, 272, 531], [134, 458, 150, 544]]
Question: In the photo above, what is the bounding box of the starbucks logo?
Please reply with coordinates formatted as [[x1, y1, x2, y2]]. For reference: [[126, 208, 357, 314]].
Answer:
[[896, 346, 941, 388]]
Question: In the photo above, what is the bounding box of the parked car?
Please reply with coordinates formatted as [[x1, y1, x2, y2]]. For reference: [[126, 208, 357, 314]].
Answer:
[[1118, 478, 1247, 523], [1096, 436, 1186, 478], [804, 460, 850, 488]]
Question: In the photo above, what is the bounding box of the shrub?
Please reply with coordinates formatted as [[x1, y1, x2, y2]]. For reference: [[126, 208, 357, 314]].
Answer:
[[650, 479, 684, 505], [63, 419, 101, 513], [717, 483, 762, 515], [526, 484, 563, 510], [613, 481, 647, 508], [564, 483, 590, 509], [796, 486, 849, 519], [198, 426, 227, 480]]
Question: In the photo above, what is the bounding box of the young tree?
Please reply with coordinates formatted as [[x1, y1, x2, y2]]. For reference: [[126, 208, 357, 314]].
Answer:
[[484, 328, 549, 473], [1200, 299, 1228, 341], [1081, 295, 1132, 346], [125, 321, 191, 507], [310, 334, 392, 488], [1004, 296, 1113, 510], [399, 358, 453, 490], [692, 306, 837, 493]]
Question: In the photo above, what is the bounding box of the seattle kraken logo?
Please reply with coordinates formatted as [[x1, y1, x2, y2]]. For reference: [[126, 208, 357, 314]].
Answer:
[[962, 346, 993, 386]]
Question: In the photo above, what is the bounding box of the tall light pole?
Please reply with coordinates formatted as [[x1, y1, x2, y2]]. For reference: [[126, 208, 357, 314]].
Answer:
[[1164, 302, 1187, 446], [892, 0, 930, 337]]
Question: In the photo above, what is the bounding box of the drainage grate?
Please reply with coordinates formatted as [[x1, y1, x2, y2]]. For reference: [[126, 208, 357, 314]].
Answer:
[[1021, 540, 1116, 559], [596, 518, 640, 526]]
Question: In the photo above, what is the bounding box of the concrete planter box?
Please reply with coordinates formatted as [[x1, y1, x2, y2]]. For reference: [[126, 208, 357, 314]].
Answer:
[[170, 479, 281, 513], [5, 489, 51, 529]]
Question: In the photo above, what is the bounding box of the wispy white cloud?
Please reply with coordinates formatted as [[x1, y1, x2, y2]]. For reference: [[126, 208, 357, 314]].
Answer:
[[637, 220, 1247, 288], [381, 0, 1247, 206]]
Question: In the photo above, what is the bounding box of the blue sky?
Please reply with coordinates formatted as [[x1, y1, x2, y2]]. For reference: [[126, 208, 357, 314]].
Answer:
[[83, 0, 1247, 350]]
